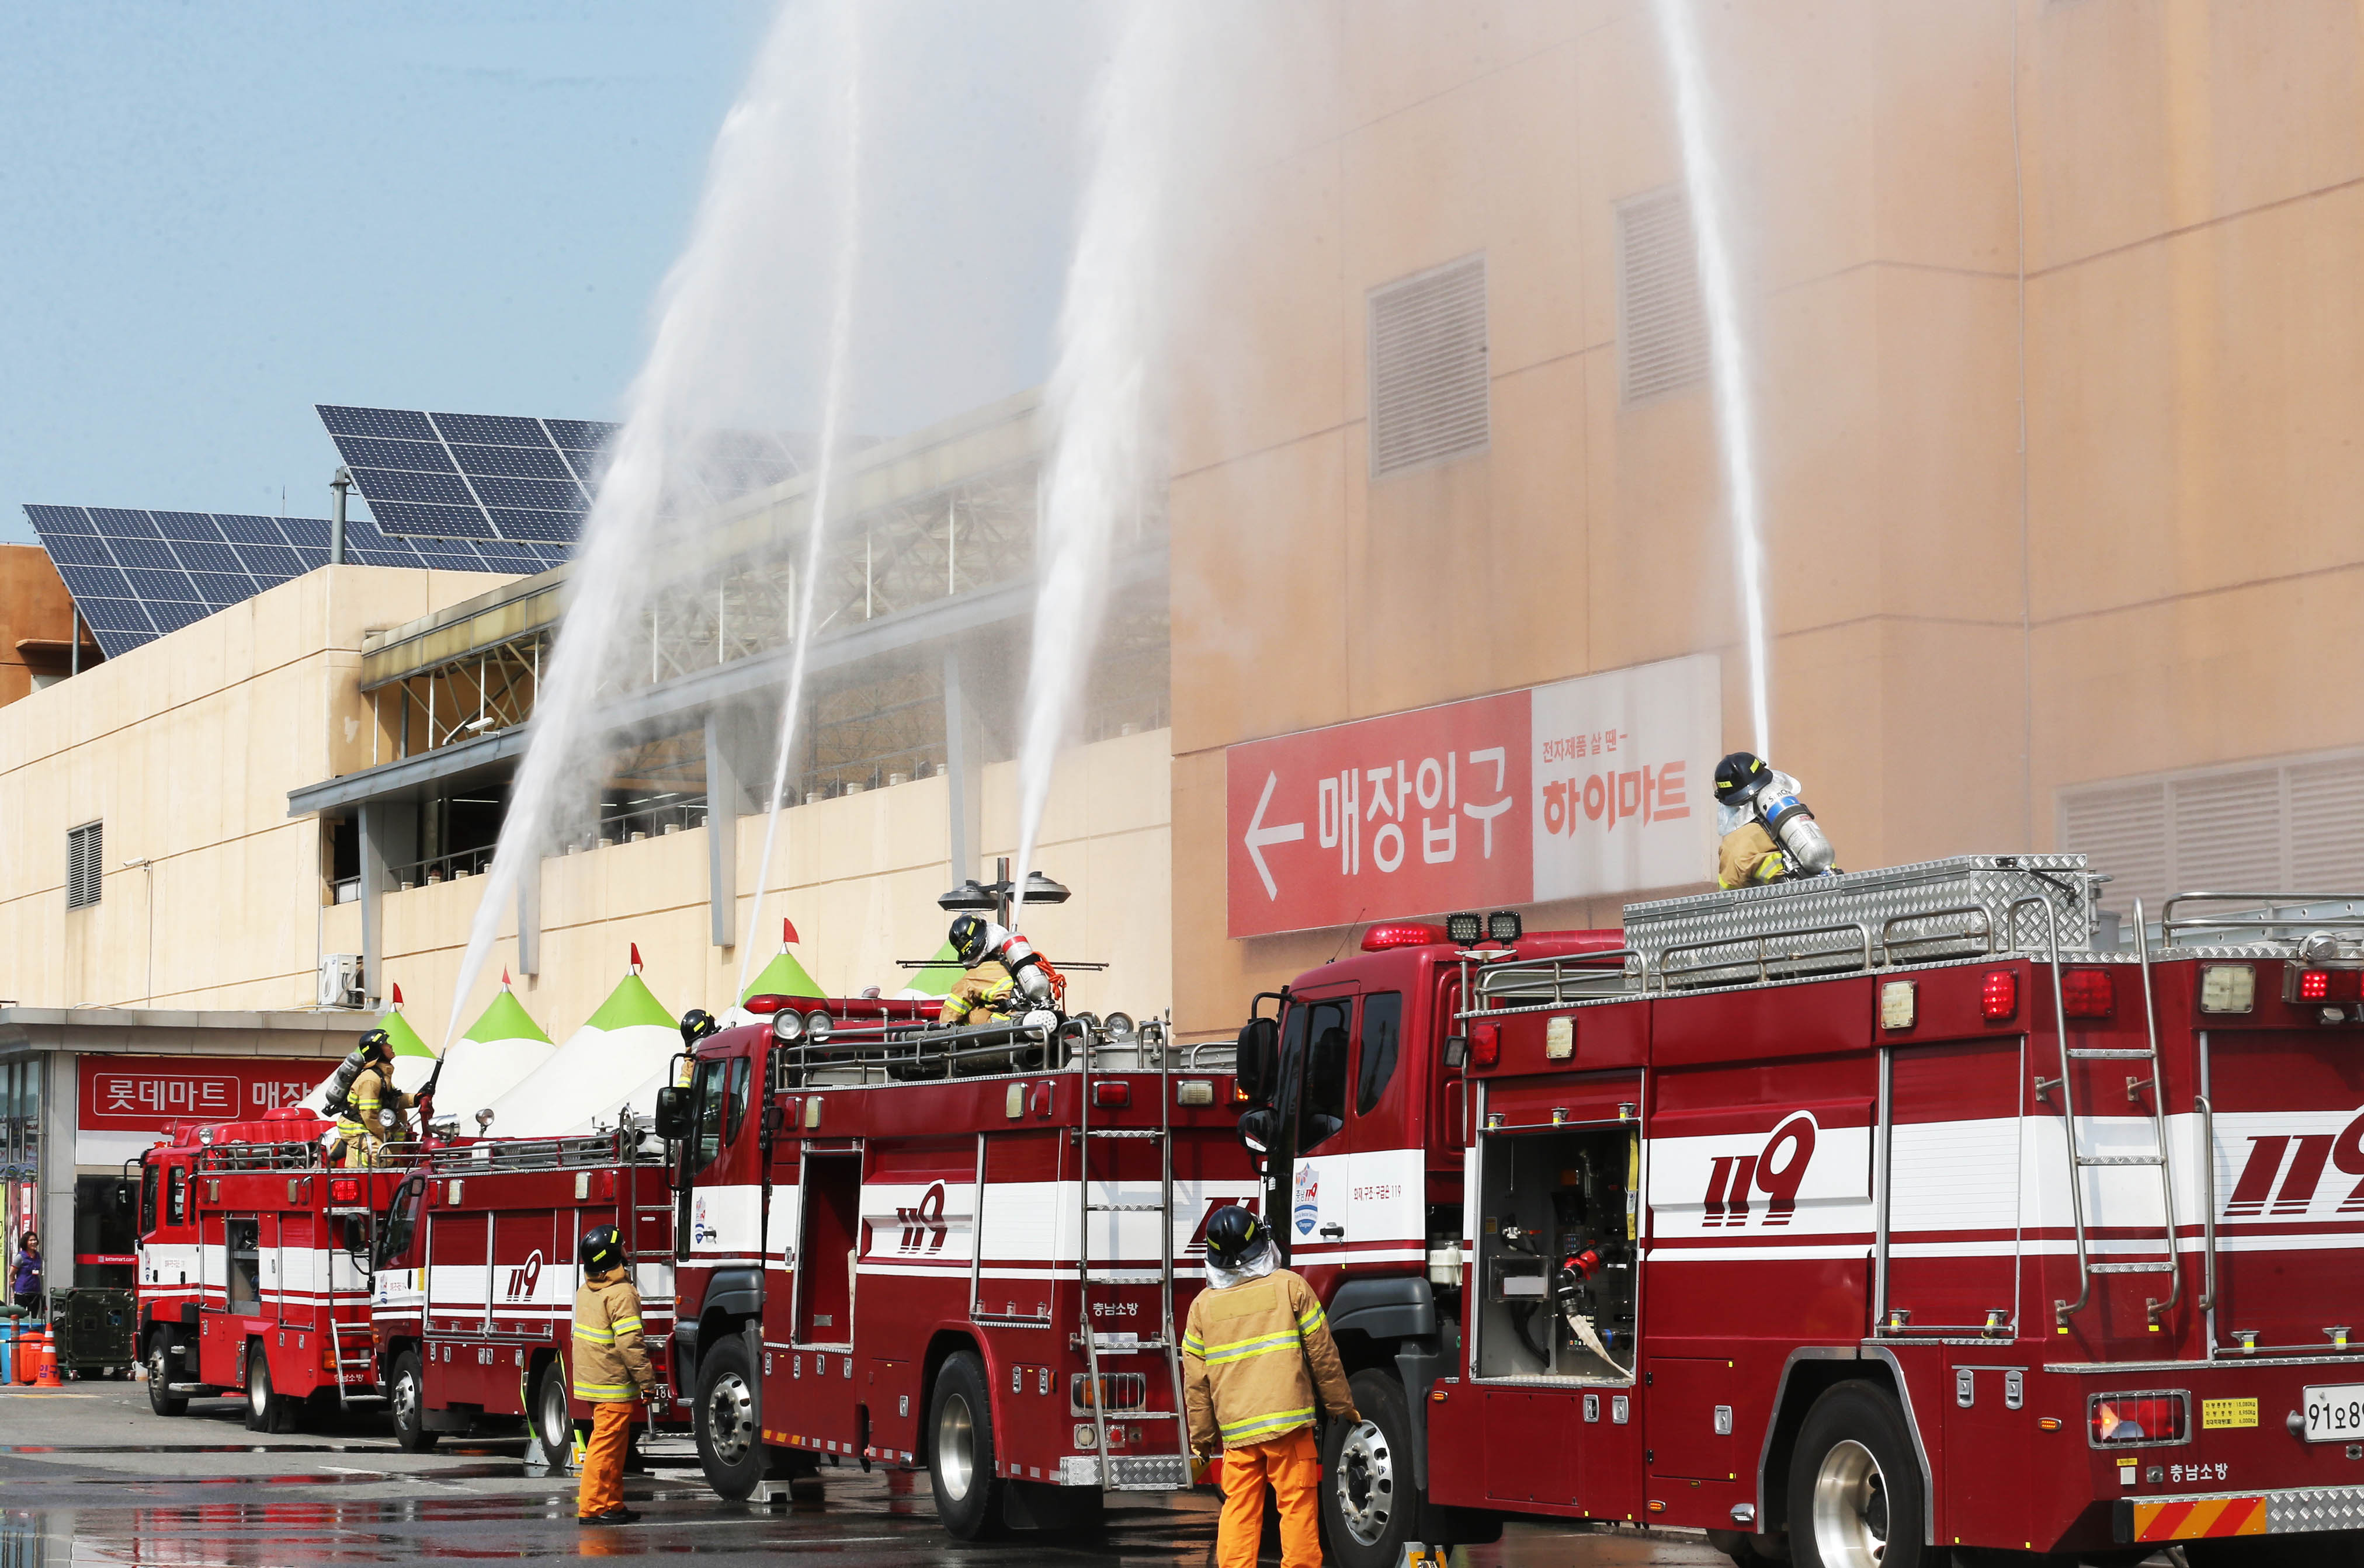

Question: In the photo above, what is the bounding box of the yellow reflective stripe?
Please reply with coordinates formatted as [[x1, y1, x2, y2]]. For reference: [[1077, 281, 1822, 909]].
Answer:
[[611, 1316, 643, 1334], [573, 1382, 633, 1399], [574, 1328, 615, 1344], [1296, 1305, 1325, 1332], [1220, 1406, 1314, 1440], [1201, 1329, 1300, 1364], [1181, 1333, 1204, 1355]]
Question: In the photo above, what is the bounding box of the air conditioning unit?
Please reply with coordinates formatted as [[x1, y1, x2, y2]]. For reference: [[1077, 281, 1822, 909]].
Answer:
[[318, 954, 365, 1010]]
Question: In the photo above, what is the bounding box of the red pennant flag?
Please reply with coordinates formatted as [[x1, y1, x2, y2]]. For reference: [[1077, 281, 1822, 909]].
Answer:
[[501, 967, 512, 988], [782, 919, 799, 946], [390, 982, 404, 1006], [629, 942, 643, 974]]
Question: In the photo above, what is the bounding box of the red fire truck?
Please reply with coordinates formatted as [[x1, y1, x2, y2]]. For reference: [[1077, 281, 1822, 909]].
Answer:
[[366, 1122, 678, 1456], [1224, 855, 2364, 1567], [132, 1108, 398, 1428], [659, 996, 1254, 1534]]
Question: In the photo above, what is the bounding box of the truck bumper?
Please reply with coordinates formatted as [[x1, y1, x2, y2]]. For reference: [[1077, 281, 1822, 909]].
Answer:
[[2117, 1486, 2364, 1544]]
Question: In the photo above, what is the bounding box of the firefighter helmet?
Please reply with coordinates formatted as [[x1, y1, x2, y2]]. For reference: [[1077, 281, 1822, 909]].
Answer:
[[358, 1027, 393, 1061], [950, 914, 992, 968], [1714, 752, 1771, 806], [1204, 1205, 1270, 1269], [679, 1009, 718, 1045], [581, 1225, 625, 1276]]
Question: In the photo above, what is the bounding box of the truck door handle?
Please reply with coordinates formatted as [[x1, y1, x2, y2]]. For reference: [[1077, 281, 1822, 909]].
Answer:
[[1319, 1224, 1345, 1239]]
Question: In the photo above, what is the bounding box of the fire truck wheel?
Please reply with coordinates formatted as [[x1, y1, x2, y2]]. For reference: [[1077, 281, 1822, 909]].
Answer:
[[695, 1335, 767, 1501], [1788, 1381, 1927, 1568], [926, 1351, 1005, 1540], [533, 1360, 574, 1470], [390, 1349, 440, 1452], [243, 1341, 294, 1434], [146, 1333, 186, 1417], [1319, 1369, 1417, 1568]]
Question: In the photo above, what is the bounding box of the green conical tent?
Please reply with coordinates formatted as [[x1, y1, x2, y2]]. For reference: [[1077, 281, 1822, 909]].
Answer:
[[381, 1007, 433, 1059], [463, 986, 553, 1045], [588, 970, 676, 1032], [904, 940, 965, 997], [740, 947, 824, 1003]]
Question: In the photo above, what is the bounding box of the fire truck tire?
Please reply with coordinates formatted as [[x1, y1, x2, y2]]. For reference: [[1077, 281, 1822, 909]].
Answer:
[[532, 1360, 574, 1470], [244, 1341, 294, 1434], [1787, 1381, 1927, 1568], [1319, 1369, 1418, 1568], [926, 1351, 1005, 1541], [695, 1336, 769, 1501], [390, 1349, 440, 1452], [146, 1333, 186, 1417]]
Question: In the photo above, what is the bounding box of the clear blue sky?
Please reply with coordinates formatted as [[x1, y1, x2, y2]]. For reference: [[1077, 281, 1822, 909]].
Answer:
[[0, 3, 1088, 543]]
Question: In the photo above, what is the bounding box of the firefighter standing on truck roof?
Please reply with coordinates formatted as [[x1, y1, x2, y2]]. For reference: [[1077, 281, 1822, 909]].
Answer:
[[1713, 751, 1838, 889], [332, 1030, 411, 1168], [1182, 1207, 1358, 1568], [572, 1225, 657, 1526]]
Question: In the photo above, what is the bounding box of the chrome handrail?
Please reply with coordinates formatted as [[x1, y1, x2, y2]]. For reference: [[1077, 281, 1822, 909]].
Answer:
[[2160, 891, 2364, 947], [1650, 922, 1873, 993]]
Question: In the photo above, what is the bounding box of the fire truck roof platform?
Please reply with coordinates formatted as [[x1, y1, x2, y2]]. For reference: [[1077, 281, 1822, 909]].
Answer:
[[754, 1011, 1220, 1089], [1476, 854, 2364, 1010]]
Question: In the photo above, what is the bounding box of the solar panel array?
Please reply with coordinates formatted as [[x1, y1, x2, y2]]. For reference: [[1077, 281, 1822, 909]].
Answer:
[[317, 405, 808, 543], [23, 505, 570, 660], [318, 405, 619, 544]]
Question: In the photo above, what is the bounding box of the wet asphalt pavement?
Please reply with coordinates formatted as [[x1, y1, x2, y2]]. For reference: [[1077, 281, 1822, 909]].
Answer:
[[0, 1379, 1734, 1568]]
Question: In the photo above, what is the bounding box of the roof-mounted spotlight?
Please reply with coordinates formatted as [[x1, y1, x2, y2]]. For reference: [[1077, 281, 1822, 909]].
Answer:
[[1445, 912, 1484, 947], [938, 880, 997, 913]]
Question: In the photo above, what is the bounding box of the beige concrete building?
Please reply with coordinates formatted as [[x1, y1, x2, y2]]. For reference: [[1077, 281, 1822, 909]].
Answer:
[[1165, 0, 2364, 1038]]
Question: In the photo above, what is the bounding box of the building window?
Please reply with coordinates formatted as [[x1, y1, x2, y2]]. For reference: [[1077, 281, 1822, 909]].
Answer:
[[1616, 187, 1707, 406], [66, 821, 103, 910], [1368, 254, 1489, 478], [2058, 749, 2364, 919]]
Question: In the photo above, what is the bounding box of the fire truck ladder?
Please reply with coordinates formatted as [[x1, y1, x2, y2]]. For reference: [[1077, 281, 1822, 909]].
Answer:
[[327, 1181, 386, 1410], [2036, 896, 2181, 1333], [1074, 1024, 1193, 1493]]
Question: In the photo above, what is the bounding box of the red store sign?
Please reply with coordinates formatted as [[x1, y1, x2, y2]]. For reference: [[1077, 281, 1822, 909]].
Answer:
[[1225, 655, 1721, 938], [77, 1055, 325, 1133]]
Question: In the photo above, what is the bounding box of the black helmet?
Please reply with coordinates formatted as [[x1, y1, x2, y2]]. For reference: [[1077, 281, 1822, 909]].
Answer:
[[358, 1027, 393, 1060], [581, 1225, 624, 1276], [1714, 752, 1771, 805], [1204, 1205, 1269, 1269], [950, 914, 992, 968], [679, 1009, 718, 1045]]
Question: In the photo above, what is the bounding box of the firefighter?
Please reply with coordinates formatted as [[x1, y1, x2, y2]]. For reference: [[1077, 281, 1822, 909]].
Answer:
[[572, 1225, 658, 1525], [1182, 1207, 1358, 1568], [1713, 751, 1837, 889], [936, 913, 1019, 1025], [331, 1030, 411, 1167]]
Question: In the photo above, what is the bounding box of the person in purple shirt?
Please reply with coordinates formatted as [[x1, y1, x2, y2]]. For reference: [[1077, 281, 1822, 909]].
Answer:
[[11, 1233, 41, 1317]]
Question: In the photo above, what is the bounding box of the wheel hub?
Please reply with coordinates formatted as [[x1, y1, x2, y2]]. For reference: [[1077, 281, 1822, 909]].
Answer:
[[937, 1393, 977, 1501], [707, 1372, 756, 1464], [1810, 1437, 1890, 1568], [1332, 1420, 1394, 1547], [393, 1371, 418, 1428]]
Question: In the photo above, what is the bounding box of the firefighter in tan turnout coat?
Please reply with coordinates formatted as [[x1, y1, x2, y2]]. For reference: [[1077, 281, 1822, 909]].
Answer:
[[1182, 1207, 1357, 1568], [572, 1226, 657, 1524]]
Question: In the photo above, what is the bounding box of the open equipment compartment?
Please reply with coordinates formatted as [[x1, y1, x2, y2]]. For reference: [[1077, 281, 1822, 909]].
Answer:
[[1473, 1120, 1637, 1382]]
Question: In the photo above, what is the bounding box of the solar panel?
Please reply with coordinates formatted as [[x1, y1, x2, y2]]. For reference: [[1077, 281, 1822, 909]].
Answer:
[[20, 505, 571, 659], [318, 404, 617, 544]]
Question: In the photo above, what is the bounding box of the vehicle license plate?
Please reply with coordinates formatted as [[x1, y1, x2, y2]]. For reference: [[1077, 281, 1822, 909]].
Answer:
[[2303, 1383, 2364, 1442]]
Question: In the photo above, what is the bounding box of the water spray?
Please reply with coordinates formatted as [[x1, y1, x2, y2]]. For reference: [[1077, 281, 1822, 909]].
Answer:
[[1650, 0, 1774, 755]]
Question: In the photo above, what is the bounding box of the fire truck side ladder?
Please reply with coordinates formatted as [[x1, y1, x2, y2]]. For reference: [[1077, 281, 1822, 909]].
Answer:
[[1074, 1030, 1193, 1493], [2039, 896, 2182, 1333]]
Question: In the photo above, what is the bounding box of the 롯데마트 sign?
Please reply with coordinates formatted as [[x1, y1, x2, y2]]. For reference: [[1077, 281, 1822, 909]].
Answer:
[[1225, 655, 1720, 937], [77, 1055, 325, 1134]]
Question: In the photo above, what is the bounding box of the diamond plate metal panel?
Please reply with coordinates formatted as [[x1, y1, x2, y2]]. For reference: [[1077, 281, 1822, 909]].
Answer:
[[2268, 1484, 2364, 1534], [1622, 855, 2106, 989]]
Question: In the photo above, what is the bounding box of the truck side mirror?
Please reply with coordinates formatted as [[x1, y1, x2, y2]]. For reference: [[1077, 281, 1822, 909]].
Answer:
[[653, 1086, 690, 1142], [1235, 1107, 1279, 1176], [1235, 1017, 1279, 1105]]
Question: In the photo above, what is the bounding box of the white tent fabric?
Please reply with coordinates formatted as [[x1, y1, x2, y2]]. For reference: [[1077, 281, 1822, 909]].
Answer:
[[429, 1037, 558, 1131], [480, 1022, 679, 1139]]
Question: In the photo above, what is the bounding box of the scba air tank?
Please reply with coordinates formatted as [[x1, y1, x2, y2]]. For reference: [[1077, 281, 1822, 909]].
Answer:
[[1758, 789, 1835, 875]]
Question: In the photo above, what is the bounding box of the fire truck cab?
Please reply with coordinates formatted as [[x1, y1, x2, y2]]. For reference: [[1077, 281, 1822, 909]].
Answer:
[[133, 1108, 398, 1429], [661, 997, 1252, 1536], [1240, 856, 2364, 1567]]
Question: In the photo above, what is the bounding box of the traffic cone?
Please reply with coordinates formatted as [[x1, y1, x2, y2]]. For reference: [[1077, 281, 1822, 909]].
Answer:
[[35, 1330, 62, 1388], [15, 1329, 39, 1385]]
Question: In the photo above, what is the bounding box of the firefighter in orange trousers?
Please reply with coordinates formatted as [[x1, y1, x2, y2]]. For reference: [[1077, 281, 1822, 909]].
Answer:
[[1182, 1207, 1358, 1568], [573, 1226, 657, 1525]]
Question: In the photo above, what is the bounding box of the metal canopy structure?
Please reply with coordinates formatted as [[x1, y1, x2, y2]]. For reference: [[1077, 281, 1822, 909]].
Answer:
[[21, 504, 567, 660]]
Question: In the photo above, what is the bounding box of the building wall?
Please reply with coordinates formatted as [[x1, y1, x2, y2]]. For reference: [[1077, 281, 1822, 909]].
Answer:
[[0, 568, 514, 1012], [0, 544, 88, 706], [322, 726, 1175, 1047], [1167, 1, 2364, 1038]]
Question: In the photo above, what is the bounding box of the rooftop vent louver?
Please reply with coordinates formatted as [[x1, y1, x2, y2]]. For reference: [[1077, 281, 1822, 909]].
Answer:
[[1616, 187, 1708, 405], [1369, 255, 1489, 478]]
